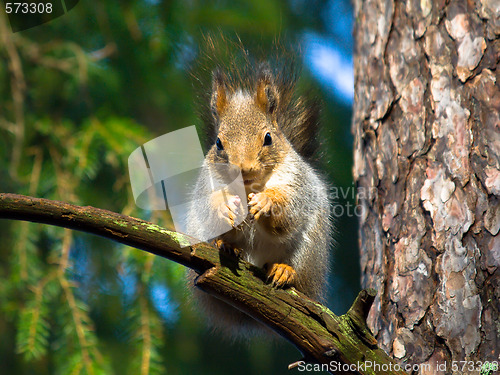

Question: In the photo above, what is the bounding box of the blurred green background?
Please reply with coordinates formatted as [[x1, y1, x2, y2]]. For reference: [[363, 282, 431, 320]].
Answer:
[[0, 1, 358, 374]]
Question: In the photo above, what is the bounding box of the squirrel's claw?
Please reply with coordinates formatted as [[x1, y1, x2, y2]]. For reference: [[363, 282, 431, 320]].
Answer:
[[213, 239, 242, 257], [265, 263, 297, 288], [217, 195, 242, 228], [248, 192, 272, 221], [217, 205, 235, 227]]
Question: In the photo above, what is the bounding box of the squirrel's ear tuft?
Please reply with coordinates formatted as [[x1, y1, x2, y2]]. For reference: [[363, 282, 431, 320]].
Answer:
[[256, 68, 278, 115], [211, 69, 228, 120]]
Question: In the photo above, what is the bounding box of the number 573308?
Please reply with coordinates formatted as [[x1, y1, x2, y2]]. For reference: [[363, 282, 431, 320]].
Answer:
[[5, 2, 53, 14]]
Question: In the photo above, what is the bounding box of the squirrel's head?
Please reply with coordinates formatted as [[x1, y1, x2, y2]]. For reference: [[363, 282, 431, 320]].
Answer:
[[207, 67, 291, 191]]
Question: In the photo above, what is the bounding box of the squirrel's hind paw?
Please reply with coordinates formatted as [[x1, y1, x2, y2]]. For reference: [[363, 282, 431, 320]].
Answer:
[[265, 263, 297, 288]]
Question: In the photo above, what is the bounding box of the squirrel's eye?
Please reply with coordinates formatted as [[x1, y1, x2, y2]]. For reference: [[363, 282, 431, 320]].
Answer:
[[216, 137, 224, 151], [263, 132, 272, 146]]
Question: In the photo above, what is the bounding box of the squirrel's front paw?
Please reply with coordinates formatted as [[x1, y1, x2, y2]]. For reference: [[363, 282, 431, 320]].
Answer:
[[217, 195, 243, 228], [248, 192, 272, 220], [265, 263, 297, 288]]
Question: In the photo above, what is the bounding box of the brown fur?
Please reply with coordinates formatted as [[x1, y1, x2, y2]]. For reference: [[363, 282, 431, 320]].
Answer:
[[186, 56, 332, 338]]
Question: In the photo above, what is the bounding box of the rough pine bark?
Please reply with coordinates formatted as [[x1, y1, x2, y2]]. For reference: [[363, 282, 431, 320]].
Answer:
[[352, 0, 499, 373]]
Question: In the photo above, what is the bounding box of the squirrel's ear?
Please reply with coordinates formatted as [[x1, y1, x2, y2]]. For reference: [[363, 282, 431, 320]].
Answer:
[[211, 69, 228, 120], [256, 69, 278, 115]]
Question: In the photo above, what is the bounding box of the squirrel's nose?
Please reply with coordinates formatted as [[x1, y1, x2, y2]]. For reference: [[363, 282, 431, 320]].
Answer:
[[240, 166, 252, 176], [239, 162, 257, 177]]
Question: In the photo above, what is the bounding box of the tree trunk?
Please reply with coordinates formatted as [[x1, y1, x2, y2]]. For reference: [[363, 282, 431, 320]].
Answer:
[[352, 0, 499, 373]]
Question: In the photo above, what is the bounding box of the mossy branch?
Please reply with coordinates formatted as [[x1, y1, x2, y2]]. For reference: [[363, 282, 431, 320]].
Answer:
[[0, 193, 407, 375]]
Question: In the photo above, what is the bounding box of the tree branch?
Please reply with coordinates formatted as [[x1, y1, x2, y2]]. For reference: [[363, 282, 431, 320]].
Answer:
[[0, 193, 407, 375]]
